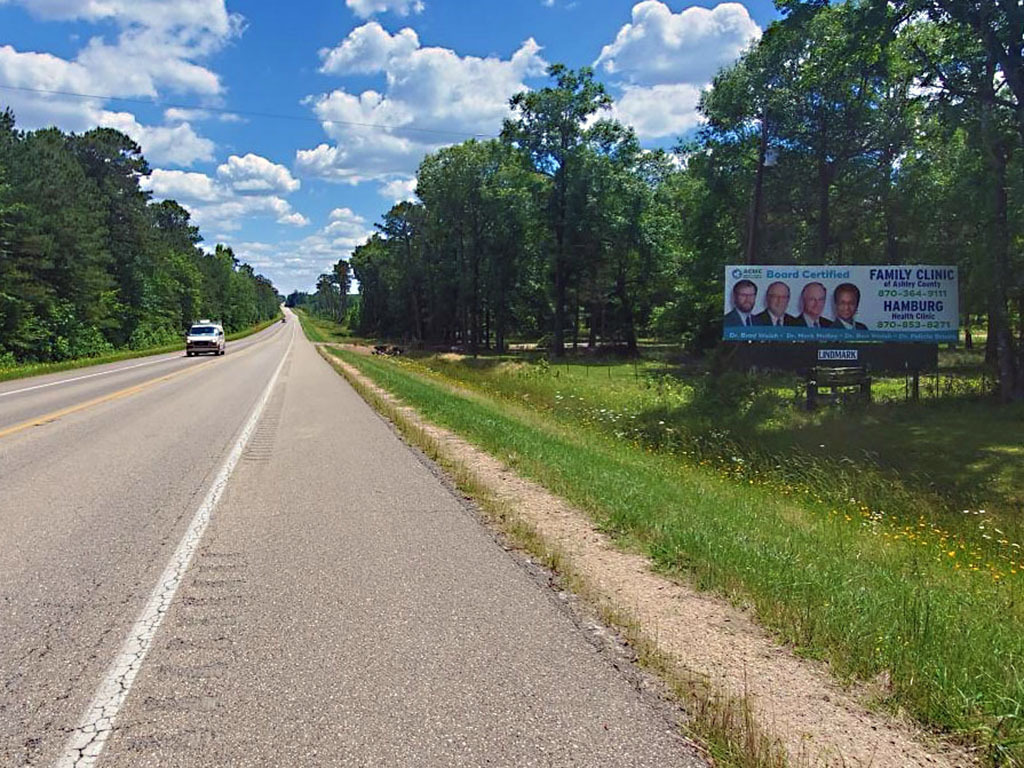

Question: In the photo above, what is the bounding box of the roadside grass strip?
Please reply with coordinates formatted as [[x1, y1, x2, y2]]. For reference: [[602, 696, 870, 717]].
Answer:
[[293, 308, 352, 344], [293, 308, 329, 343], [414, 355, 1024, 547], [330, 348, 1024, 766]]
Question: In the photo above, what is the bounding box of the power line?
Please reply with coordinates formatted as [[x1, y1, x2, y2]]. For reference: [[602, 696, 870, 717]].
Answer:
[[0, 83, 496, 139]]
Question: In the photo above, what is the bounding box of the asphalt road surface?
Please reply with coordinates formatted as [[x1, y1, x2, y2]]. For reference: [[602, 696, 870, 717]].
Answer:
[[1, 312, 704, 767]]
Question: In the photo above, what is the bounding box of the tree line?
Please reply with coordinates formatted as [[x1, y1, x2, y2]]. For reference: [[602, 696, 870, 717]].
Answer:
[[331, 66, 677, 358], [334, 0, 1022, 401], [285, 260, 353, 327], [0, 110, 281, 365]]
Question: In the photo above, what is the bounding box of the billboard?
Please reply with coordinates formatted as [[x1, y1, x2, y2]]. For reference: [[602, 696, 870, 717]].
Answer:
[[723, 265, 958, 343]]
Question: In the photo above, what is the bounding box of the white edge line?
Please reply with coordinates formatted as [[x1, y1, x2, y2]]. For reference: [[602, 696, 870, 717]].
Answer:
[[0, 356, 177, 399], [54, 327, 293, 768]]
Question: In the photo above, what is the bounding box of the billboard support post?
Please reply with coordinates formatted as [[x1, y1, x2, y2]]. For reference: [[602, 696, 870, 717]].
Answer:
[[805, 366, 872, 410]]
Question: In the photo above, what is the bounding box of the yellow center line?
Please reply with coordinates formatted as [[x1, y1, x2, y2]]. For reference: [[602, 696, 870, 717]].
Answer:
[[0, 364, 206, 441], [0, 330, 279, 441]]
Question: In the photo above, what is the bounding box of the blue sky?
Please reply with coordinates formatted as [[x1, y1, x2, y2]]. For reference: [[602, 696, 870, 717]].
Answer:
[[0, 0, 778, 294]]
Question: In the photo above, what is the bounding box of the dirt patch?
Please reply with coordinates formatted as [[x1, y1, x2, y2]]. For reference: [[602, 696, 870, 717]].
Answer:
[[323, 351, 975, 768], [318, 342, 371, 356]]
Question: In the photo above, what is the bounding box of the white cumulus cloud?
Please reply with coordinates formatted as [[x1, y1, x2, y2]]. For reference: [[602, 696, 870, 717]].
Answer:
[[217, 154, 301, 195], [182, 195, 308, 232], [229, 207, 376, 293], [595, 2, 760, 86], [324, 207, 370, 241], [74, 29, 224, 97], [319, 22, 420, 75], [594, 2, 760, 139], [98, 111, 216, 166], [277, 211, 311, 227], [0, 0, 240, 165], [0, 45, 93, 94], [1, 0, 241, 37], [345, 0, 425, 20], [143, 169, 221, 201], [378, 176, 418, 203], [142, 164, 308, 232], [611, 83, 703, 139], [163, 107, 244, 123], [298, 24, 546, 183]]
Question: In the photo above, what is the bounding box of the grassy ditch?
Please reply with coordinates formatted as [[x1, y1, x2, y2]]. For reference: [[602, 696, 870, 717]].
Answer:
[[328, 347, 1024, 765], [292, 307, 361, 344], [294, 307, 336, 343], [0, 313, 283, 384], [412, 353, 1024, 550]]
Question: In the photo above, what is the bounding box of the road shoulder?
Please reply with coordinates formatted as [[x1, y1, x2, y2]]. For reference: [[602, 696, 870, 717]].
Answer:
[[319, 347, 976, 768]]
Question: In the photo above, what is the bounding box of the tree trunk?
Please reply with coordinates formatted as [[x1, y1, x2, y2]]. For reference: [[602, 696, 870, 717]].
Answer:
[[986, 309, 998, 364], [495, 280, 505, 355], [1018, 296, 1024, 398], [981, 54, 1021, 401], [816, 155, 831, 261], [404, 238, 423, 342], [458, 230, 467, 348], [552, 167, 568, 357], [410, 287, 422, 342], [616, 262, 638, 354], [470, 249, 479, 354], [553, 260, 566, 357], [572, 294, 580, 351], [745, 112, 768, 264], [1018, 295, 1024, 350], [883, 148, 899, 262]]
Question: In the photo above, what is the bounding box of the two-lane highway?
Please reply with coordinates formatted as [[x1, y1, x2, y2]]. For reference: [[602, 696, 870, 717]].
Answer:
[[0, 320, 293, 766], [2, 313, 704, 767], [0, 322, 288, 436]]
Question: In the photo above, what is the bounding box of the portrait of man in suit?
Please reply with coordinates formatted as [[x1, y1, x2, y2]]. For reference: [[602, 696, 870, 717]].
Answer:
[[785, 282, 832, 328], [752, 281, 796, 326], [832, 282, 867, 330], [724, 279, 758, 327]]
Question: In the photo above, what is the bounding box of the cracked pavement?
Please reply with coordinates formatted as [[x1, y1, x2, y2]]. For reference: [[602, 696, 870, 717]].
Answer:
[[0, 324, 288, 767]]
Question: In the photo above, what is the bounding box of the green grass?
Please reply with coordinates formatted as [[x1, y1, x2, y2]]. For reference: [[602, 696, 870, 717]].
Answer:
[[0, 313, 283, 384], [406, 351, 1022, 547], [330, 347, 1024, 766], [292, 307, 356, 344]]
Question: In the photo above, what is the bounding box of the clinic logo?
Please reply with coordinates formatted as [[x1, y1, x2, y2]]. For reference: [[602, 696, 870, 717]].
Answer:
[[730, 267, 763, 280]]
